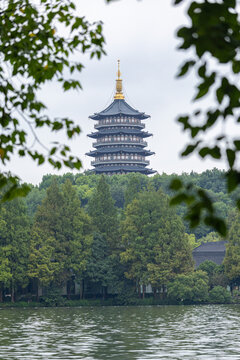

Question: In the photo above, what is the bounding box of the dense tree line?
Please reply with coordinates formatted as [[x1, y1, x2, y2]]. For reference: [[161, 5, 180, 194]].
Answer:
[[0, 169, 240, 305]]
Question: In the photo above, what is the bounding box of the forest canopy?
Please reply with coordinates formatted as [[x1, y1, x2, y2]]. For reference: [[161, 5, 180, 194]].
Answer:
[[0, 169, 238, 305]]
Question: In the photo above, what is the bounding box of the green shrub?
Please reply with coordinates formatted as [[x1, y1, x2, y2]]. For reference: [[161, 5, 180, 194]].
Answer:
[[208, 286, 231, 304], [232, 289, 240, 304], [113, 284, 138, 305], [198, 260, 218, 276], [41, 287, 66, 307], [167, 270, 209, 304]]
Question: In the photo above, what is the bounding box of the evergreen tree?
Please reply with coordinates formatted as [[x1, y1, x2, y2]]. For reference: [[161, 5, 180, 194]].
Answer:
[[124, 174, 142, 207], [0, 199, 31, 302], [28, 230, 59, 300], [224, 209, 240, 286], [121, 189, 193, 297], [88, 176, 119, 249], [28, 180, 63, 298], [29, 179, 92, 298], [87, 176, 121, 298], [85, 232, 118, 298], [0, 211, 12, 302], [61, 180, 92, 295]]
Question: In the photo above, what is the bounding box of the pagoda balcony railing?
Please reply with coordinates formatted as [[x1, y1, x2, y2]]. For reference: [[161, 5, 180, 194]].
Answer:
[[94, 123, 145, 129], [93, 140, 147, 147], [91, 159, 150, 166]]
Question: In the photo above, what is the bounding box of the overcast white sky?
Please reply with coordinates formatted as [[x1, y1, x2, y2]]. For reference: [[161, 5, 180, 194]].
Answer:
[[6, 0, 226, 185]]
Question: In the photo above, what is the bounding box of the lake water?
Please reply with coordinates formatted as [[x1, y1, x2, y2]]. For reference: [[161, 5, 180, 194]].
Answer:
[[0, 305, 240, 359]]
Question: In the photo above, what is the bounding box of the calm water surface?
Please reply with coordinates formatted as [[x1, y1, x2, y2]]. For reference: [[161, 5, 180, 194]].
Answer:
[[0, 305, 240, 359]]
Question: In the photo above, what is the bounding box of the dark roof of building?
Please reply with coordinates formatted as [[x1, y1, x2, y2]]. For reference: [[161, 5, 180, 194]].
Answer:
[[193, 241, 227, 253], [86, 148, 155, 157], [88, 128, 151, 139], [89, 99, 150, 120], [94, 165, 156, 174], [192, 241, 227, 267]]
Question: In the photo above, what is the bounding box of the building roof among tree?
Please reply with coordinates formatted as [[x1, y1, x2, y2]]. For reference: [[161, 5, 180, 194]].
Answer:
[[192, 241, 227, 267], [193, 241, 227, 253], [89, 99, 150, 120]]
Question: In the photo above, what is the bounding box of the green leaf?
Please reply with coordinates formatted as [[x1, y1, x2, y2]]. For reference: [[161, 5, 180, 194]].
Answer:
[[170, 193, 188, 206], [177, 116, 190, 129], [1, 184, 31, 202], [177, 60, 195, 77], [181, 141, 200, 156], [232, 60, 240, 74], [169, 179, 183, 191], [50, 147, 57, 155], [198, 63, 206, 78], [194, 73, 216, 100], [234, 140, 240, 150], [236, 199, 240, 210], [204, 216, 227, 237], [226, 149, 236, 168], [216, 87, 224, 104], [174, 0, 185, 4], [226, 170, 240, 192], [199, 146, 221, 159]]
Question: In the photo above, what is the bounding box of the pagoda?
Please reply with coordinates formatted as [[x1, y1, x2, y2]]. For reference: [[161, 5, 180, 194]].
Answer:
[[86, 61, 156, 175]]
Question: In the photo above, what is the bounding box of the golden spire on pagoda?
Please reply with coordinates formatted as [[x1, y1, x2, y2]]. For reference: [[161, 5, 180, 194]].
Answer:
[[114, 60, 125, 100]]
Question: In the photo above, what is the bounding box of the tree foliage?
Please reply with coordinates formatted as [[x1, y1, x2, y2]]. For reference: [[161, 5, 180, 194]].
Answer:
[[121, 189, 193, 292], [170, 0, 240, 236], [29, 179, 92, 294], [208, 286, 231, 304], [0, 172, 235, 303], [224, 209, 240, 285], [88, 176, 119, 249], [0, 198, 31, 301], [0, 0, 105, 199], [167, 270, 209, 303]]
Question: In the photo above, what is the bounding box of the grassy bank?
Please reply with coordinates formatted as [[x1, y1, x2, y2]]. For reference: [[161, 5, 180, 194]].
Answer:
[[0, 296, 234, 308]]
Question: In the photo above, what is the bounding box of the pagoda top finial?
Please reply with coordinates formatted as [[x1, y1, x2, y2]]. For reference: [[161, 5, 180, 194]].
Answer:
[[114, 60, 124, 100]]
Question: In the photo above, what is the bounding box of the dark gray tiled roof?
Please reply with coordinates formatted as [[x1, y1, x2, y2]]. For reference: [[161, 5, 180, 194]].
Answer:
[[94, 165, 156, 174], [89, 99, 149, 120], [88, 128, 151, 138], [193, 241, 227, 253], [86, 148, 154, 157], [192, 241, 227, 267]]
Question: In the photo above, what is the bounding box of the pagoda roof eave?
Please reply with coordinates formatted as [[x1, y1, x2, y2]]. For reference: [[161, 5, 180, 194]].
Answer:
[[86, 148, 155, 157], [93, 165, 156, 174], [88, 129, 152, 138], [89, 99, 149, 120]]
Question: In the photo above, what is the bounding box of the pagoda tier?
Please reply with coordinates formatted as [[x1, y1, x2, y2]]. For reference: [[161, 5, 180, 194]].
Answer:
[[86, 61, 156, 175], [92, 165, 156, 175], [86, 147, 154, 157], [88, 128, 152, 139], [89, 99, 149, 120]]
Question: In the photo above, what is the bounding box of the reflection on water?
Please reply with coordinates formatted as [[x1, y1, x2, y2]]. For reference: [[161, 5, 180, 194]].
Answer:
[[0, 305, 240, 359]]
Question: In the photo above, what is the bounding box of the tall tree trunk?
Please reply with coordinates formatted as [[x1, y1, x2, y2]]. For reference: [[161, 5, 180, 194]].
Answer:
[[0, 284, 2, 302], [138, 284, 141, 298], [11, 282, 15, 303], [67, 280, 71, 300], [162, 284, 166, 299], [153, 287, 157, 299], [36, 279, 39, 302], [102, 286, 107, 300], [142, 285, 145, 299], [79, 279, 84, 299]]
